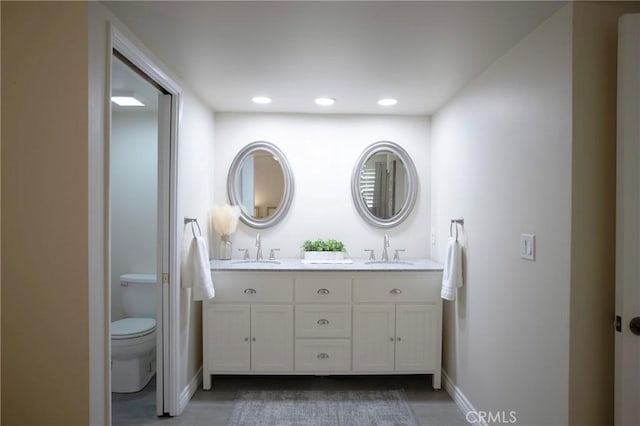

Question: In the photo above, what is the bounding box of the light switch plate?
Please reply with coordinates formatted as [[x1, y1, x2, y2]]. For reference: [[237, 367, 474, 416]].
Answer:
[[520, 234, 535, 261]]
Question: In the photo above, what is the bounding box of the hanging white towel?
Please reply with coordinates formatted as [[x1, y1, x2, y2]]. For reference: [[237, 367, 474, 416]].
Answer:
[[441, 237, 463, 301], [183, 236, 215, 301]]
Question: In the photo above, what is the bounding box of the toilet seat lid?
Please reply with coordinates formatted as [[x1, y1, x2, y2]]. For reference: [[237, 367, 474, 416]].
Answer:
[[111, 318, 156, 339]]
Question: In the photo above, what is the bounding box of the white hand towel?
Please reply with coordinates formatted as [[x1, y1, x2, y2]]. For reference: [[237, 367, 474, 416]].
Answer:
[[441, 237, 463, 301], [183, 236, 215, 301]]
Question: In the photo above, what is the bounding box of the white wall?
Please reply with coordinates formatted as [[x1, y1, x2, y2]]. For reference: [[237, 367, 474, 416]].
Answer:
[[177, 90, 216, 393], [430, 6, 572, 425], [213, 113, 430, 259], [110, 111, 158, 320]]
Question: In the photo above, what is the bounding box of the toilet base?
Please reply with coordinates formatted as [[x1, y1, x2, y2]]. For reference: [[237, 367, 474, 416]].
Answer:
[[112, 348, 156, 393]]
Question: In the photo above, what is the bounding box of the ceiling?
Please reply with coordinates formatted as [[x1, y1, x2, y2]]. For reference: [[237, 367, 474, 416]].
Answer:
[[104, 1, 563, 116]]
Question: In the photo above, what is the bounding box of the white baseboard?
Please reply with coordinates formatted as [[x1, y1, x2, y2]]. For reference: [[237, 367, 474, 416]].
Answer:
[[178, 365, 203, 415], [442, 369, 486, 426]]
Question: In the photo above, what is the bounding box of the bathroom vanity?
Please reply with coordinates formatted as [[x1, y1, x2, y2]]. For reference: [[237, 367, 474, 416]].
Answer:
[[204, 259, 443, 390]]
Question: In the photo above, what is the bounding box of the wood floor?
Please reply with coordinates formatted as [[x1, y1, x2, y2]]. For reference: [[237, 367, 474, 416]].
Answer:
[[112, 375, 468, 426]]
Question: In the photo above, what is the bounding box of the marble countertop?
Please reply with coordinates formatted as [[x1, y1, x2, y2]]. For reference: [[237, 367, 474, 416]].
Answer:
[[210, 258, 443, 272]]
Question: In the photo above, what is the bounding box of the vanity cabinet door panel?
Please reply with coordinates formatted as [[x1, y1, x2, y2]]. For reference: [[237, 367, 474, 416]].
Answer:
[[250, 304, 293, 372], [352, 305, 395, 371], [205, 304, 250, 372], [395, 304, 436, 372]]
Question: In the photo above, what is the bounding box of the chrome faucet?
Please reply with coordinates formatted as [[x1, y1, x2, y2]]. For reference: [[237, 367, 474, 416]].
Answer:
[[255, 233, 263, 261], [381, 234, 390, 262]]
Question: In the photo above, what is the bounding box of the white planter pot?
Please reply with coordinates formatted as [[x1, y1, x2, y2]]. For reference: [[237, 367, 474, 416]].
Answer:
[[303, 251, 345, 261]]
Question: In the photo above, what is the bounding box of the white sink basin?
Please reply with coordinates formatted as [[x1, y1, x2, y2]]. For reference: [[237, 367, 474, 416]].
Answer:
[[364, 260, 414, 266], [230, 260, 281, 265]]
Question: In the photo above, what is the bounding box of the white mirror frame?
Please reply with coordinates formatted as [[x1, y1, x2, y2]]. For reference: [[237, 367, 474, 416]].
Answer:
[[227, 141, 294, 229], [351, 141, 418, 228]]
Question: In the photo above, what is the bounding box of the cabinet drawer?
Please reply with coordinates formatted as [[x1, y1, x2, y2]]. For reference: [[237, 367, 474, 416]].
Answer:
[[295, 277, 351, 303], [353, 274, 440, 303], [295, 305, 351, 338], [295, 339, 351, 371], [210, 273, 293, 303]]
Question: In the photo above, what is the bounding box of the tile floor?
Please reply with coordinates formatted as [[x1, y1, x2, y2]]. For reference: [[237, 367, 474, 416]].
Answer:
[[112, 375, 468, 426]]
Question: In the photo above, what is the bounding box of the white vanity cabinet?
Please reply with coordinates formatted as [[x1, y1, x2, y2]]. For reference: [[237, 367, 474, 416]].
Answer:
[[203, 273, 294, 389], [204, 267, 443, 390], [352, 274, 441, 385]]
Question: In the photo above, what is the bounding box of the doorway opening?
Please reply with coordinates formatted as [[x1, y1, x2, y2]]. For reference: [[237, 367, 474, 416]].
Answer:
[[108, 27, 182, 422]]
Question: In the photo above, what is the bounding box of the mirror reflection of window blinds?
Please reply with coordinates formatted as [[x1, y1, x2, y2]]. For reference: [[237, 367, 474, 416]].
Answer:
[[360, 166, 376, 208]]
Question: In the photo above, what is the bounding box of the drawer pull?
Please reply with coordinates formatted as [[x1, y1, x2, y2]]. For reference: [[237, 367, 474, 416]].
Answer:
[[317, 318, 330, 325], [396, 337, 402, 342], [317, 288, 330, 295], [244, 288, 257, 294], [244, 337, 249, 342], [251, 337, 256, 342], [390, 337, 395, 342], [317, 353, 330, 359], [390, 288, 402, 295]]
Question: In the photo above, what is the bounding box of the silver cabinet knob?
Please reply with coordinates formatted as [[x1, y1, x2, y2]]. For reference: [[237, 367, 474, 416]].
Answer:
[[396, 337, 402, 342], [244, 288, 256, 294], [390, 288, 402, 295], [390, 337, 395, 342], [251, 337, 256, 342], [317, 319, 330, 325], [244, 337, 249, 342], [317, 288, 330, 295], [317, 353, 329, 359]]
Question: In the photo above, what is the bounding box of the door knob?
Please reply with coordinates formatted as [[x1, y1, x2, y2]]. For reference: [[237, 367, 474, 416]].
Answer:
[[630, 317, 640, 336]]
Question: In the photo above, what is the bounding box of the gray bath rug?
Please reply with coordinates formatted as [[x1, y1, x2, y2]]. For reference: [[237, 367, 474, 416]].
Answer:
[[225, 389, 420, 426]]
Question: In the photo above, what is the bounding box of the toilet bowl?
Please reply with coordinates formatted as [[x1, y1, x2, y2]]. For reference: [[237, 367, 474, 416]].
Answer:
[[111, 273, 157, 393], [111, 318, 157, 393]]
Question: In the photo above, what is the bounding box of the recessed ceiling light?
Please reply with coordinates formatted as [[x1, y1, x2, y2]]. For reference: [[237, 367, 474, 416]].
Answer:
[[315, 97, 336, 106], [111, 96, 145, 107], [377, 98, 398, 106], [252, 96, 272, 104]]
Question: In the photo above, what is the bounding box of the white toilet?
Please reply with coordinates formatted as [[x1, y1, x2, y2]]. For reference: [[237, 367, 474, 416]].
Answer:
[[111, 273, 157, 393]]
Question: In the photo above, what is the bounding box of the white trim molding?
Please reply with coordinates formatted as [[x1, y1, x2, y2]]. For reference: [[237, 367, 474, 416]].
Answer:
[[442, 369, 486, 426], [179, 366, 203, 414]]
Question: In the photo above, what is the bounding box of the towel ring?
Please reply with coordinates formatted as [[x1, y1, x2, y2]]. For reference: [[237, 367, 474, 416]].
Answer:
[[184, 217, 202, 239], [450, 218, 464, 242]]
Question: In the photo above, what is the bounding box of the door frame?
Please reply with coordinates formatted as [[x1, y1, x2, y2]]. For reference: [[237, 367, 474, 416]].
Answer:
[[109, 26, 182, 417], [615, 13, 640, 426]]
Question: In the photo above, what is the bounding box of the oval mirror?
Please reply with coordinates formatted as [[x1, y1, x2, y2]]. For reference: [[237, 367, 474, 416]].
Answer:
[[227, 141, 294, 228], [351, 141, 418, 228]]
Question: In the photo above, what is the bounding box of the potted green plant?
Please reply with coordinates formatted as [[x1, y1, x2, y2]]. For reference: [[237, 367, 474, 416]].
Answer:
[[302, 238, 346, 262]]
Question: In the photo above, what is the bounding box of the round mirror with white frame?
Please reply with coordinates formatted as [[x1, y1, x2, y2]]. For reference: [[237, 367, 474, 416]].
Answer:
[[351, 141, 418, 228], [227, 141, 294, 229]]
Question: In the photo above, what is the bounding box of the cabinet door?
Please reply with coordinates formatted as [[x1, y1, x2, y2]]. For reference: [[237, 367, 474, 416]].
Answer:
[[205, 304, 250, 372], [395, 304, 437, 372], [250, 304, 293, 372], [352, 304, 395, 371]]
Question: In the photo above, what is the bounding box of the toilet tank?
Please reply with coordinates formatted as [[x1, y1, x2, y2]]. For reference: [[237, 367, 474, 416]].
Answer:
[[120, 273, 157, 318]]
